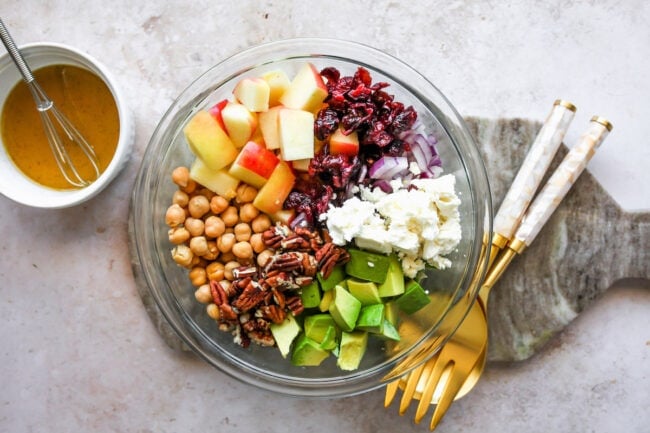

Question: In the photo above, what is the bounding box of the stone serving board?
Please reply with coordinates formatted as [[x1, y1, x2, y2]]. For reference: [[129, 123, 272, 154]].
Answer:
[[128, 116, 650, 363]]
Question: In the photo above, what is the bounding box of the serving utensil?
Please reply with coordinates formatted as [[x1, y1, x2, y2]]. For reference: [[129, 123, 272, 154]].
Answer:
[[384, 99, 576, 410], [0, 18, 100, 188]]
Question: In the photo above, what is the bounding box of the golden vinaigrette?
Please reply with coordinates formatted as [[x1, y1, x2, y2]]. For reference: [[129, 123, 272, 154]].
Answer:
[[1, 64, 119, 190]]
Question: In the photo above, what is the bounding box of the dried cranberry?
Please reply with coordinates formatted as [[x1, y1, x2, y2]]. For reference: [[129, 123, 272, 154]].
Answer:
[[391, 105, 417, 133], [309, 151, 360, 190], [314, 107, 339, 140]]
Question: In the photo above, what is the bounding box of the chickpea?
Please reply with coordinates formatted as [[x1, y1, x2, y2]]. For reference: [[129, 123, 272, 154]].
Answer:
[[219, 280, 232, 293], [251, 214, 272, 233], [217, 233, 236, 253], [235, 184, 258, 204], [188, 195, 210, 219], [204, 216, 225, 238], [224, 260, 241, 281], [189, 236, 209, 256], [206, 261, 225, 281], [195, 284, 213, 304], [256, 249, 274, 267], [221, 206, 239, 227], [234, 223, 252, 242], [232, 241, 253, 260], [203, 241, 219, 261], [182, 179, 197, 194], [190, 255, 203, 267], [206, 303, 220, 320], [219, 251, 235, 263], [239, 203, 259, 223], [171, 244, 193, 267], [168, 226, 190, 244], [184, 217, 205, 237], [171, 166, 190, 188], [189, 266, 207, 287], [198, 187, 215, 201], [249, 233, 265, 253], [172, 190, 189, 207], [210, 195, 229, 214], [165, 203, 186, 227]]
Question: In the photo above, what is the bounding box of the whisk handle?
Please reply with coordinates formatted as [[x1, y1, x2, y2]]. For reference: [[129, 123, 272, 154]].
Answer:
[[0, 18, 35, 83]]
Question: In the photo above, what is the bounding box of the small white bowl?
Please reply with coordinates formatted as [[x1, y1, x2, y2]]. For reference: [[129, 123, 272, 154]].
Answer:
[[0, 42, 134, 208]]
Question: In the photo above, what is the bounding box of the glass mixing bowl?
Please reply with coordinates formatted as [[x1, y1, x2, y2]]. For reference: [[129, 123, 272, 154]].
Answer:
[[130, 38, 492, 397]]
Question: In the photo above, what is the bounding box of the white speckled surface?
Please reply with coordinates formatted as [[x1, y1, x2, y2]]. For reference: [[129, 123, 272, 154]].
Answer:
[[1, 2, 648, 432]]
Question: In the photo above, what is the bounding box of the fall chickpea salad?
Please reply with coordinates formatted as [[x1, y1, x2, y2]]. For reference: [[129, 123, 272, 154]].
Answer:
[[164, 63, 462, 371]]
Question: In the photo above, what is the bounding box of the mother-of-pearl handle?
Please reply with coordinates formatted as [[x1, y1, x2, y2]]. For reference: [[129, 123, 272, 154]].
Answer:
[[483, 116, 612, 291], [510, 116, 613, 251], [492, 100, 577, 250]]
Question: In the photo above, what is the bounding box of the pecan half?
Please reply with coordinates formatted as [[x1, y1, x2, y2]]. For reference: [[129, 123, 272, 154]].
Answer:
[[286, 295, 304, 316], [280, 234, 311, 251], [257, 304, 287, 324], [232, 280, 267, 312]]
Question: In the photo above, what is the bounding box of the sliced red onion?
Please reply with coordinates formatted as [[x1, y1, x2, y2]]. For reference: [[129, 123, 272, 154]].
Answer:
[[357, 163, 368, 183], [289, 212, 309, 230], [401, 129, 442, 177], [369, 156, 408, 180], [372, 179, 393, 193]]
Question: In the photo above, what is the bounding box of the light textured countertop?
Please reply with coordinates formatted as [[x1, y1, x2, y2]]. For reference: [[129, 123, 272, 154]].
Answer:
[[1, 1, 648, 432]]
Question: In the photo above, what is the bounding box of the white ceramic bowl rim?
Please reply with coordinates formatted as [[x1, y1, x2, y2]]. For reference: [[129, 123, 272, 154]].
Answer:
[[0, 42, 134, 208]]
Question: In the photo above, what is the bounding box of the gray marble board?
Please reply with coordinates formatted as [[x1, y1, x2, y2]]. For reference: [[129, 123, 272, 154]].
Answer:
[[128, 116, 650, 363]]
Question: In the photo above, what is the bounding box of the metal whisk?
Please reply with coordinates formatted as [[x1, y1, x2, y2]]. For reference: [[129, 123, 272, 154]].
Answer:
[[0, 18, 100, 188]]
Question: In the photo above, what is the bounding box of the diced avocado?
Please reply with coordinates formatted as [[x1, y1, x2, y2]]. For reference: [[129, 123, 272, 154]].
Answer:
[[347, 278, 382, 306], [377, 319, 401, 341], [317, 264, 346, 291], [300, 281, 321, 309], [304, 314, 337, 342], [378, 255, 405, 297], [328, 285, 362, 332], [395, 280, 431, 314], [270, 314, 301, 358], [337, 331, 368, 371], [291, 334, 330, 366], [384, 301, 400, 326], [319, 289, 334, 312], [345, 249, 390, 284], [355, 304, 385, 332], [318, 325, 338, 351]]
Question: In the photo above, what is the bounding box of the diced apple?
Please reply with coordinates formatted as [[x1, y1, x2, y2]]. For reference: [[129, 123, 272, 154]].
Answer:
[[183, 110, 238, 171], [207, 99, 228, 131], [279, 63, 328, 113], [249, 127, 266, 147], [261, 69, 291, 107], [221, 102, 258, 148], [253, 161, 296, 214], [269, 208, 296, 225], [258, 106, 283, 150], [233, 77, 270, 112], [278, 108, 315, 161], [189, 158, 239, 199], [291, 158, 311, 172], [329, 126, 359, 156], [228, 141, 279, 189]]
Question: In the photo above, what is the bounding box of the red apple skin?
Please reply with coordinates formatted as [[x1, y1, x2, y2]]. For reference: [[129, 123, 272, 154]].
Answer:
[[208, 99, 228, 131], [229, 142, 279, 188]]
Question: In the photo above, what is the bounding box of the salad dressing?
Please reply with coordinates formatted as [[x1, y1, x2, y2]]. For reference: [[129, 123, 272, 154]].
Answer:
[[1, 64, 119, 190]]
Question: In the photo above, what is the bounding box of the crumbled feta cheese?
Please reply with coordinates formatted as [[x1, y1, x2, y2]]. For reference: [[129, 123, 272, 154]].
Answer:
[[323, 174, 462, 278]]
